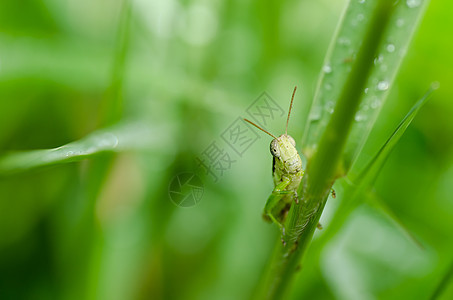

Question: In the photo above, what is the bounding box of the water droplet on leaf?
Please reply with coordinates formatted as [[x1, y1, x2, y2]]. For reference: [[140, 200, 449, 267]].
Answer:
[[338, 37, 350, 46], [431, 81, 440, 90], [355, 113, 366, 122], [325, 101, 335, 114], [323, 64, 332, 73], [371, 98, 381, 109], [374, 54, 384, 65], [309, 106, 322, 121], [386, 44, 395, 53], [377, 81, 389, 91], [406, 0, 421, 8]]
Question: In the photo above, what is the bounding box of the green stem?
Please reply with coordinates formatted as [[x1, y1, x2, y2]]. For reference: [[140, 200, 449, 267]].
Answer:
[[261, 1, 395, 298], [99, 0, 132, 126]]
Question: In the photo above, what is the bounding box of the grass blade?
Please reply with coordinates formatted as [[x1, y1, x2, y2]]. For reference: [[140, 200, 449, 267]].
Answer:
[[321, 84, 436, 248], [351, 84, 436, 185], [261, 1, 398, 298], [302, 0, 430, 174], [0, 122, 169, 175], [292, 86, 436, 297]]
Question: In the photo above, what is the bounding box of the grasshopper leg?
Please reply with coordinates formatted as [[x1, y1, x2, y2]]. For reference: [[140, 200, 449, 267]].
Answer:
[[263, 177, 292, 233]]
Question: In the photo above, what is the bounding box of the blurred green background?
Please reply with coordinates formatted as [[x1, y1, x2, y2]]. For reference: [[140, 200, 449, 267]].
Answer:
[[0, 0, 452, 299]]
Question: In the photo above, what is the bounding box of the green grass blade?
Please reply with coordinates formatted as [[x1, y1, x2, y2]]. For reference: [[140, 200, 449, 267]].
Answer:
[[99, 0, 132, 126], [296, 85, 435, 294], [351, 84, 436, 185], [261, 1, 399, 298], [302, 0, 430, 174], [0, 122, 168, 175], [320, 85, 436, 248]]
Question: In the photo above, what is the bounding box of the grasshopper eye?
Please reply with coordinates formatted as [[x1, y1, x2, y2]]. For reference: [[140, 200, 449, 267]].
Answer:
[[270, 139, 280, 158], [287, 135, 296, 147]]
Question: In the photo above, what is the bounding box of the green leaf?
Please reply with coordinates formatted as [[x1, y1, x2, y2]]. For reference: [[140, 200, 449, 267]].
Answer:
[[294, 86, 435, 295], [0, 122, 170, 175], [322, 84, 436, 246], [262, 1, 403, 298], [302, 0, 430, 174], [351, 83, 436, 186]]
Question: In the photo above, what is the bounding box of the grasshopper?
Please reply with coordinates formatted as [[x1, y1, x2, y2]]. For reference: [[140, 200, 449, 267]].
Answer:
[[244, 87, 303, 233]]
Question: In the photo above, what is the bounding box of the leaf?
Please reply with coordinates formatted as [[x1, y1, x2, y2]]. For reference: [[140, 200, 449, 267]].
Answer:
[[260, 1, 432, 298], [263, 1, 404, 298], [322, 85, 436, 245], [0, 122, 171, 175], [351, 83, 436, 185], [302, 0, 430, 174]]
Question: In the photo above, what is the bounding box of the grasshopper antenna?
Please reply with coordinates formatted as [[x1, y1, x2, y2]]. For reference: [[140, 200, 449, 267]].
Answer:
[[286, 86, 297, 135], [244, 119, 278, 139]]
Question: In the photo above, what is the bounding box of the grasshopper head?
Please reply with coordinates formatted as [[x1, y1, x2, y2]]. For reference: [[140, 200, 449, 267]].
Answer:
[[270, 134, 302, 174], [244, 86, 301, 175]]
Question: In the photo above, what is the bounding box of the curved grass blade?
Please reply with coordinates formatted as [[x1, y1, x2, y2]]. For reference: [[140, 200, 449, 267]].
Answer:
[[350, 83, 436, 185], [295, 85, 436, 296], [0, 122, 169, 175], [322, 84, 436, 247], [302, 0, 430, 175]]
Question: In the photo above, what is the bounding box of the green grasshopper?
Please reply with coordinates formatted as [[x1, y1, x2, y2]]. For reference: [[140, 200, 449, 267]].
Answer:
[[244, 87, 303, 233]]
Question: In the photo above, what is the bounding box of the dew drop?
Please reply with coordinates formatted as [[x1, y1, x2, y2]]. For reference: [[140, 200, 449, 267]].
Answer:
[[364, 88, 369, 94], [355, 113, 366, 122], [377, 81, 389, 91], [309, 106, 322, 121], [399, 48, 407, 57], [371, 98, 381, 109], [374, 54, 384, 65], [325, 83, 332, 91], [431, 81, 440, 90], [66, 151, 74, 157], [323, 64, 332, 73], [338, 37, 351, 46], [406, 0, 421, 8], [358, 0, 365, 3], [325, 101, 335, 114], [386, 44, 395, 53], [396, 19, 404, 27]]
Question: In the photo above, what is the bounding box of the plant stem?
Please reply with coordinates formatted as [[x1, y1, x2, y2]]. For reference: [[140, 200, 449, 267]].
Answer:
[[100, 0, 132, 126], [261, 1, 396, 298]]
